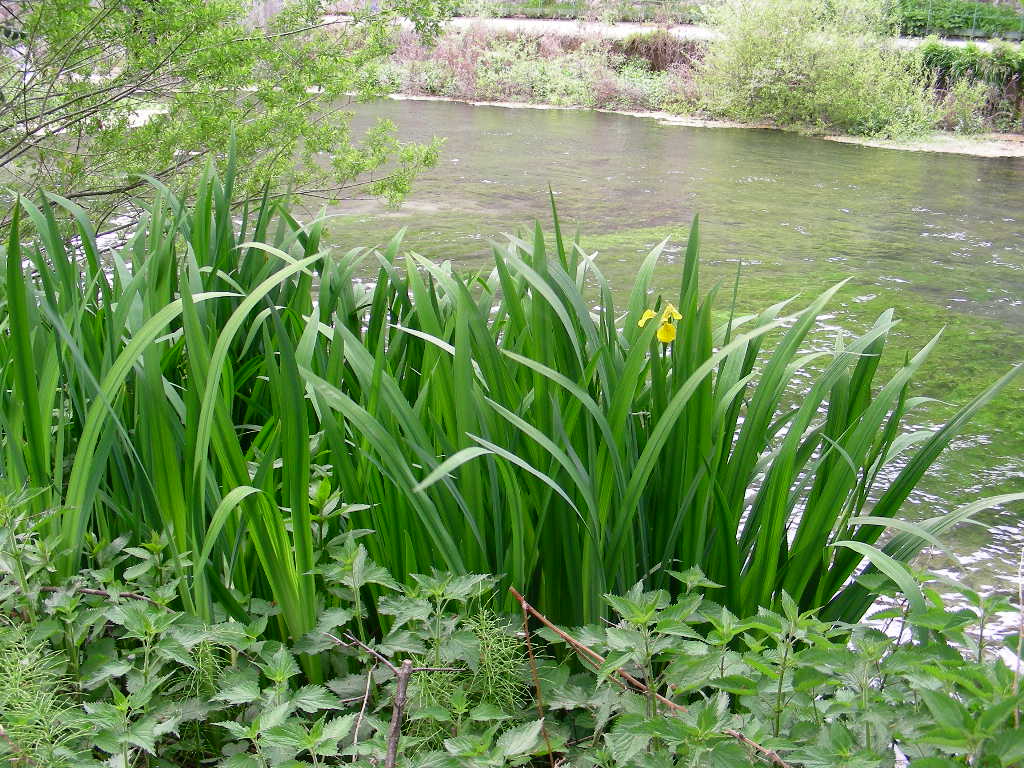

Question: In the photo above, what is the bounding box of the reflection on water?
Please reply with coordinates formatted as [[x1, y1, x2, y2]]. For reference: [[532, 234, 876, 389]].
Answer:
[[325, 98, 1024, 618]]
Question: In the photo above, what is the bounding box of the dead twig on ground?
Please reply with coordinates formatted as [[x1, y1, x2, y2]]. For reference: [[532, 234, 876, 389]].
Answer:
[[518, 591, 556, 768], [323, 632, 461, 766], [385, 659, 413, 768]]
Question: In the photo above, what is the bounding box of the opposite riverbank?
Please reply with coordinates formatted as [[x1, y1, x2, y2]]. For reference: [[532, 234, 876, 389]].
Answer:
[[377, 16, 1024, 158]]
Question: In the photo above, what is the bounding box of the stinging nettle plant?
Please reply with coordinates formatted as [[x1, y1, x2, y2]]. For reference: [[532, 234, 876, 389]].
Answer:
[[0, 157, 1020, 639]]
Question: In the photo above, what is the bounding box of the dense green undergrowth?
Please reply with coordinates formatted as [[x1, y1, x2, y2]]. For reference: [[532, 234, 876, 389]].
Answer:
[[897, 0, 1024, 39], [1, 519, 1023, 767], [0, 159, 1022, 762], [2, 163, 1021, 634]]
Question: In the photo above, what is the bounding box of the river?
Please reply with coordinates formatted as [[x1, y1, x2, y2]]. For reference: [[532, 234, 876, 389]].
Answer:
[[328, 98, 1024, 625]]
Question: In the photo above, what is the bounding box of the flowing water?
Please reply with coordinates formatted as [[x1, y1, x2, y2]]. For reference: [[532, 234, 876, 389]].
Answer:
[[327, 98, 1024, 626]]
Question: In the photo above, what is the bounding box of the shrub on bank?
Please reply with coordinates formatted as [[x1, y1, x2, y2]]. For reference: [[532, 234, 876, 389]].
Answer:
[[698, 0, 939, 137], [390, 27, 692, 109], [386, 21, 1024, 133], [921, 38, 1024, 131]]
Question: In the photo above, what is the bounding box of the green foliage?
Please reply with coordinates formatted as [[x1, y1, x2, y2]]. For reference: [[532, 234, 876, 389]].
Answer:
[[474, 38, 608, 105], [937, 76, 992, 132], [699, 0, 939, 137], [0, 161, 1020, 638], [1, 540, 1023, 766], [0, 0, 445, 226], [391, 29, 691, 111], [897, 0, 1024, 39], [920, 38, 1024, 131], [922, 37, 1024, 86], [447, 0, 706, 23], [0, 622, 88, 766]]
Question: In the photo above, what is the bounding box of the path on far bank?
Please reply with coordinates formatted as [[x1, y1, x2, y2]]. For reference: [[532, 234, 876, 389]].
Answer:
[[435, 14, 995, 50]]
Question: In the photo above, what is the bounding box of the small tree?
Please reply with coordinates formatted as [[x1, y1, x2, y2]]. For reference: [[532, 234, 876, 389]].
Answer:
[[0, 0, 451, 231]]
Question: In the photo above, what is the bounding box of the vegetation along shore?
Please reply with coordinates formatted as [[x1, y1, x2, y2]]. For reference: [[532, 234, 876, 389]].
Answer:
[[1, 0, 1023, 765], [364, 0, 1024, 144]]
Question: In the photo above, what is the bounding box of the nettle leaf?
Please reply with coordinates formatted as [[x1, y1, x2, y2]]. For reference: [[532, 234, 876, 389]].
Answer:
[[258, 703, 293, 733], [695, 692, 731, 734], [497, 719, 544, 757], [439, 629, 478, 666], [378, 594, 432, 631], [219, 755, 263, 768], [217, 720, 255, 740], [85, 659, 133, 689], [669, 566, 724, 592], [127, 716, 159, 754], [443, 573, 495, 602], [656, 593, 704, 625], [987, 728, 1024, 766], [336, 544, 402, 591], [605, 722, 651, 764], [377, 629, 428, 658], [604, 583, 670, 626], [605, 626, 645, 652], [1004, 634, 1022, 654], [262, 721, 308, 749], [708, 740, 754, 768], [598, 651, 634, 681], [327, 673, 375, 700], [82, 701, 126, 730], [291, 684, 343, 713], [445, 733, 491, 757], [709, 675, 760, 696], [153, 633, 196, 667], [471, 702, 516, 721], [214, 669, 262, 705], [313, 608, 355, 635], [123, 558, 154, 580], [296, 608, 356, 654], [205, 622, 251, 649], [918, 689, 970, 731], [260, 644, 301, 683], [409, 704, 453, 723], [321, 713, 356, 742], [665, 654, 723, 692]]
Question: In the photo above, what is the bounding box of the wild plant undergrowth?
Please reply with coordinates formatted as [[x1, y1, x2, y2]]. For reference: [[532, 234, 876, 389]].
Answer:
[[1, 160, 1022, 641], [0, 522, 1022, 767]]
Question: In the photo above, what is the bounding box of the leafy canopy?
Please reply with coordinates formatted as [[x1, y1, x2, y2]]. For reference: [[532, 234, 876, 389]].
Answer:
[[0, 0, 449, 227]]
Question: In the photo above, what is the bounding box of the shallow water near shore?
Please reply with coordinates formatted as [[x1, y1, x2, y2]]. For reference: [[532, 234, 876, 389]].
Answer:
[[325, 98, 1024, 626]]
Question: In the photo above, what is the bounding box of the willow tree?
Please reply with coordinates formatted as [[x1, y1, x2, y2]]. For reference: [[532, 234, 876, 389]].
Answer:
[[0, 0, 449, 230]]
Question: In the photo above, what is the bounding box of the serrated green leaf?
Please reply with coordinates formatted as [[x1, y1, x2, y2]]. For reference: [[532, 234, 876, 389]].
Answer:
[[497, 719, 544, 757], [291, 684, 342, 713]]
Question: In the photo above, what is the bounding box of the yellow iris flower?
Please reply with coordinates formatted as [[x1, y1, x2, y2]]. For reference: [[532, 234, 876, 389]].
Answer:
[[638, 303, 682, 344]]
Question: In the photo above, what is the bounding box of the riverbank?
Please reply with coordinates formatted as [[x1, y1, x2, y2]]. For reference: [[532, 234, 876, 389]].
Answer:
[[371, 16, 1024, 154]]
